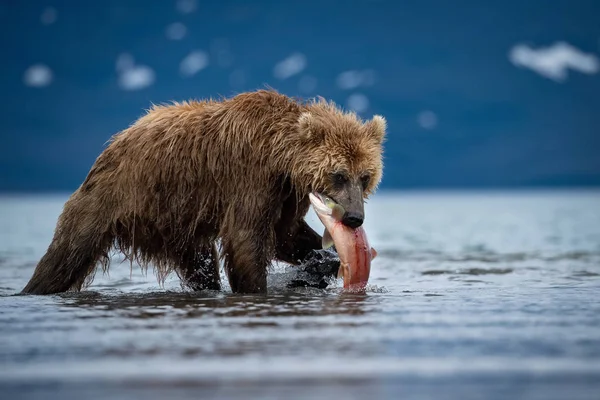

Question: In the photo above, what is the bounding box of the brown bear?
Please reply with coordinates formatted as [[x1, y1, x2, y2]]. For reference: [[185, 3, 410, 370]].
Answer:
[[22, 89, 386, 295]]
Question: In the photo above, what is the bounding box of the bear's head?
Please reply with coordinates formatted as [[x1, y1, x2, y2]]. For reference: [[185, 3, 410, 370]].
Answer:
[[293, 99, 386, 229]]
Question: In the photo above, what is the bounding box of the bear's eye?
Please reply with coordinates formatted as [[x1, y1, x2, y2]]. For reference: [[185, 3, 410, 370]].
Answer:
[[361, 175, 371, 189], [332, 172, 348, 187]]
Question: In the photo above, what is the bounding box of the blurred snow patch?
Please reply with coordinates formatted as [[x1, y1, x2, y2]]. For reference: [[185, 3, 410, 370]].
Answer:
[[119, 66, 155, 91], [180, 50, 209, 77], [346, 93, 369, 113], [166, 22, 187, 40], [336, 69, 376, 90], [273, 53, 306, 80], [418, 111, 437, 130], [229, 69, 246, 88], [509, 42, 599, 82], [298, 75, 317, 94], [176, 0, 197, 14], [40, 7, 57, 25], [23, 64, 53, 88], [115, 53, 135, 72], [115, 53, 155, 91]]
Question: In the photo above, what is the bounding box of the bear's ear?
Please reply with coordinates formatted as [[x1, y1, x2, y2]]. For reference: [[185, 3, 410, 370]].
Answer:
[[365, 115, 387, 144], [298, 112, 325, 143]]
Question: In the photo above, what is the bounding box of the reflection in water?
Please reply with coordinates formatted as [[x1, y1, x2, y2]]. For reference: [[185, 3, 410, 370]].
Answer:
[[58, 289, 372, 320], [11, 289, 382, 364]]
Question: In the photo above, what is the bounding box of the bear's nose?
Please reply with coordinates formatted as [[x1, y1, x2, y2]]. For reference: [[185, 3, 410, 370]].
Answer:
[[341, 211, 364, 229]]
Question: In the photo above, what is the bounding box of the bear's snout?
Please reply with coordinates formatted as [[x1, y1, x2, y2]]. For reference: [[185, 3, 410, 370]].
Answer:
[[342, 211, 364, 229]]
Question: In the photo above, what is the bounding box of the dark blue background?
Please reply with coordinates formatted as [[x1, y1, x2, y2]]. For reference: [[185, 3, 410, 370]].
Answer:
[[1, 0, 599, 191]]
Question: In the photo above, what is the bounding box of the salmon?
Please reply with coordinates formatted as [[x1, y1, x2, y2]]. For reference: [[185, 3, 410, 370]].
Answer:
[[309, 192, 377, 291]]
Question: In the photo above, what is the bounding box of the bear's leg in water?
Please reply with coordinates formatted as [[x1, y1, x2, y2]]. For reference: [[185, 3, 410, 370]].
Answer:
[[22, 198, 113, 295], [220, 199, 276, 293], [222, 229, 270, 294], [176, 243, 221, 291]]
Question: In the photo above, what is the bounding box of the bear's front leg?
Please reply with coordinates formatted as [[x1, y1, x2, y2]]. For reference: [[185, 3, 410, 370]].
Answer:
[[222, 226, 271, 293], [275, 219, 322, 265], [220, 198, 276, 294], [177, 243, 221, 291]]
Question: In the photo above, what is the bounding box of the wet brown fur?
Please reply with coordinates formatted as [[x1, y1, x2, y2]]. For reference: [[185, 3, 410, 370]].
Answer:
[[22, 89, 386, 295]]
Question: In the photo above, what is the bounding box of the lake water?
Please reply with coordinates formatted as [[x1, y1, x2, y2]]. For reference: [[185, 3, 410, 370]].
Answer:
[[1, 190, 599, 399]]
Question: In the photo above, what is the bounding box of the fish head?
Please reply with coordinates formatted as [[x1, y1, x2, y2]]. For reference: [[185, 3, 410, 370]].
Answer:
[[308, 192, 344, 249], [308, 192, 345, 222]]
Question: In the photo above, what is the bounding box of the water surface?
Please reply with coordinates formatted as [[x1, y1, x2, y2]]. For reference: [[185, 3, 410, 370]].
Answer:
[[1, 191, 599, 399]]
